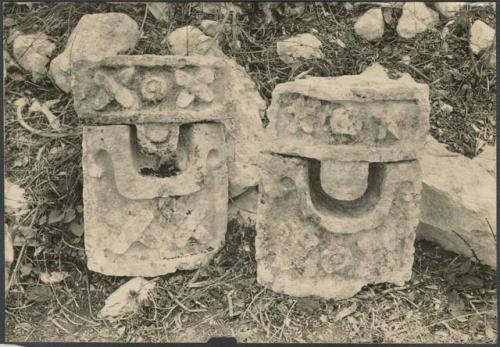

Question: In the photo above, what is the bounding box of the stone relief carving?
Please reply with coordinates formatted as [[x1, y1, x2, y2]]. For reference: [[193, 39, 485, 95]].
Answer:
[[256, 66, 430, 299], [73, 55, 230, 276]]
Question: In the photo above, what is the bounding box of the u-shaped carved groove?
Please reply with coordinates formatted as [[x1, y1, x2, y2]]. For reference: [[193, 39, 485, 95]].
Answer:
[[301, 160, 396, 234], [87, 125, 205, 200], [309, 161, 385, 217]]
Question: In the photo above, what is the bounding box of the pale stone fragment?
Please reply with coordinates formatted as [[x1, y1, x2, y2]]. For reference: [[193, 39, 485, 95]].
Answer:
[[99, 277, 156, 321], [167, 26, 225, 57], [434, 2, 465, 18], [200, 20, 228, 37], [49, 13, 139, 93], [396, 3, 439, 39], [469, 20, 495, 55], [354, 8, 385, 41], [13, 33, 55, 81], [417, 136, 496, 268], [277, 33, 324, 64]]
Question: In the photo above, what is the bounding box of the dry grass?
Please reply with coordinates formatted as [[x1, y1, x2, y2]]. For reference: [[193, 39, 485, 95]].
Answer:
[[3, 2, 497, 343]]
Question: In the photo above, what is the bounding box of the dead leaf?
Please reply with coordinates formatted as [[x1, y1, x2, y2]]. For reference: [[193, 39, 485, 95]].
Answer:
[[28, 99, 61, 130], [26, 286, 52, 303], [69, 221, 84, 237], [334, 302, 357, 322], [40, 271, 69, 284], [20, 264, 33, 278], [99, 277, 156, 321], [446, 290, 465, 316], [454, 274, 485, 290], [63, 208, 76, 224], [485, 324, 496, 340], [48, 210, 65, 225]]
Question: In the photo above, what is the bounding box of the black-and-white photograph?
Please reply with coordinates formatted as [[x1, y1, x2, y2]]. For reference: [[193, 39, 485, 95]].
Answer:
[[3, 1, 497, 343]]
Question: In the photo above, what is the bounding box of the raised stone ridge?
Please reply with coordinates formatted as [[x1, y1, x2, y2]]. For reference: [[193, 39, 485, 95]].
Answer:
[[72, 55, 233, 124], [265, 69, 429, 162]]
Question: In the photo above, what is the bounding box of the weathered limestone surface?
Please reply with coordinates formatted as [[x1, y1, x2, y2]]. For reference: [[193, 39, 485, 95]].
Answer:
[[277, 33, 324, 64], [167, 26, 225, 58], [13, 33, 55, 81], [434, 2, 465, 18], [469, 20, 495, 55], [167, 26, 267, 198], [258, 65, 429, 299], [417, 136, 496, 268], [354, 8, 385, 41], [74, 56, 229, 276], [397, 3, 439, 39], [265, 64, 430, 162], [50, 13, 140, 93]]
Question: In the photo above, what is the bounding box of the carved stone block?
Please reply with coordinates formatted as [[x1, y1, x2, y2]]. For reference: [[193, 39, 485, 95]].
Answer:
[[73, 55, 229, 276], [257, 66, 429, 298]]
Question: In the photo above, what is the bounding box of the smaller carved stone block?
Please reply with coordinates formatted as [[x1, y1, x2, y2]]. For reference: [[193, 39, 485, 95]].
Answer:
[[257, 66, 429, 298]]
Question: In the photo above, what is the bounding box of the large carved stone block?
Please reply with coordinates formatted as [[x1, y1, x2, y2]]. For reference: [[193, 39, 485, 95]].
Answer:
[[257, 65, 430, 298], [73, 55, 230, 276]]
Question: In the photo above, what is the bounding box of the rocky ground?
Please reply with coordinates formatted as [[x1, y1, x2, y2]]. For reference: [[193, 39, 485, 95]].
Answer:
[[3, 2, 497, 343]]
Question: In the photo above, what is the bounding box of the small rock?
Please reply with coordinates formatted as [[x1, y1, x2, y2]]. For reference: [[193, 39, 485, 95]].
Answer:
[[400, 55, 411, 65], [469, 20, 495, 55], [147, 3, 173, 22], [49, 13, 140, 93], [167, 26, 225, 57], [277, 33, 324, 64], [397, 2, 439, 39], [434, 2, 465, 18], [40, 271, 69, 284], [417, 136, 496, 268], [99, 277, 156, 321], [382, 8, 395, 25], [440, 102, 453, 114], [354, 8, 384, 41], [199, 20, 227, 37], [228, 186, 258, 223], [13, 33, 55, 81]]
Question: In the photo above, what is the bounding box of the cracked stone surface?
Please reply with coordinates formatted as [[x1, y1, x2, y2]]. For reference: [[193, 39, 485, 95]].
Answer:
[[354, 8, 385, 42], [257, 64, 429, 299], [417, 136, 496, 269], [276, 33, 324, 64], [49, 13, 140, 93], [74, 55, 229, 276], [396, 3, 439, 39], [167, 26, 267, 198]]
